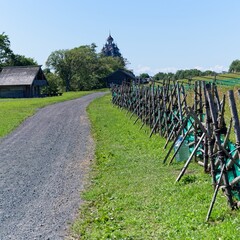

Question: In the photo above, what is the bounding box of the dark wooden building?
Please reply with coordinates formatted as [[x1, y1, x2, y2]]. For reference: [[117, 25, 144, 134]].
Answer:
[[101, 34, 122, 57], [0, 65, 48, 98], [104, 69, 135, 87]]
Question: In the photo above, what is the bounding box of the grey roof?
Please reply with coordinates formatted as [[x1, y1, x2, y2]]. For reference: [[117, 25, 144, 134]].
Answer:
[[0, 66, 46, 86]]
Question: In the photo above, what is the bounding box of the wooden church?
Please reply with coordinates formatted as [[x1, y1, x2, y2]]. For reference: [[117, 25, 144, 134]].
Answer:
[[101, 34, 122, 57], [101, 34, 135, 86]]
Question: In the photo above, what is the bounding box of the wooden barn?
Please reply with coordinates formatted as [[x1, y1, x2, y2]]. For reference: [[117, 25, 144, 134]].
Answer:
[[104, 69, 135, 87], [0, 65, 48, 98]]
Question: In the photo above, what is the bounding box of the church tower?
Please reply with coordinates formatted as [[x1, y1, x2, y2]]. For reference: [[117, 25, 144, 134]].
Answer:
[[101, 34, 122, 57]]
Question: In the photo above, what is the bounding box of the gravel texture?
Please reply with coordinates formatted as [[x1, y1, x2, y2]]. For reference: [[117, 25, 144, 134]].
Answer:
[[0, 92, 106, 240]]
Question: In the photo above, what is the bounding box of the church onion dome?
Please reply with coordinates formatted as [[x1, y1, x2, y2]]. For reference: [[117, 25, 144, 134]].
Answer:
[[107, 35, 114, 42]]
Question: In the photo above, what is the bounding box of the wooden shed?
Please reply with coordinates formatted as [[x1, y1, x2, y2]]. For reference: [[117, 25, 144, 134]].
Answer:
[[104, 69, 135, 87], [0, 65, 48, 98]]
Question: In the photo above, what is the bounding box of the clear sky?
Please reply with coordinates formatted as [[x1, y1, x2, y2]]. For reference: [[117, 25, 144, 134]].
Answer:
[[1, 0, 240, 76]]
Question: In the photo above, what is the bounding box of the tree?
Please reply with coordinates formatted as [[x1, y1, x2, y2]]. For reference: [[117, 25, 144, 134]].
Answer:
[[153, 72, 175, 81], [9, 54, 37, 66], [229, 60, 240, 73], [46, 43, 126, 91], [42, 69, 62, 95], [153, 72, 165, 81], [46, 49, 73, 91], [139, 73, 150, 79], [98, 56, 125, 77], [70, 44, 99, 90], [175, 70, 185, 79], [0, 32, 37, 69], [203, 70, 216, 76], [0, 32, 13, 68]]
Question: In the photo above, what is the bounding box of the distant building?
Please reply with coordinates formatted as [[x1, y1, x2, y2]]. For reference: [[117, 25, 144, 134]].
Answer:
[[101, 34, 122, 57], [104, 69, 135, 87], [0, 65, 48, 98]]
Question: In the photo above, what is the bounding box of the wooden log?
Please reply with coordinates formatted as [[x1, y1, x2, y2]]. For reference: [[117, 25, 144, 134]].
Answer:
[[218, 94, 226, 130], [149, 116, 159, 138], [194, 81, 199, 162], [223, 118, 232, 148], [202, 81, 210, 173], [164, 121, 183, 149], [168, 122, 194, 165], [133, 110, 143, 124], [198, 161, 205, 167], [177, 81, 183, 124], [162, 87, 169, 138], [176, 133, 206, 182], [230, 176, 240, 187], [199, 81, 203, 122], [185, 107, 210, 138], [213, 84, 221, 112], [163, 93, 188, 146], [228, 90, 240, 150], [226, 151, 240, 170], [206, 84, 235, 209], [162, 114, 191, 164], [206, 164, 225, 222]]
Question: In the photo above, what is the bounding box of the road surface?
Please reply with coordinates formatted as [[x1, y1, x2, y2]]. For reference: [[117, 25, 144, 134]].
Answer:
[[0, 92, 106, 239]]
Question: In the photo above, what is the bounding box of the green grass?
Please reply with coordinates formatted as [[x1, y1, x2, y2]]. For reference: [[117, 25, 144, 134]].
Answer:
[[0, 90, 106, 137], [72, 94, 240, 239]]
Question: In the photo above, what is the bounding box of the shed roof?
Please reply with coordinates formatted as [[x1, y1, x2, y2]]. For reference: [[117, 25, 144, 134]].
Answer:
[[0, 65, 46, 86], [106, 69, 135, 80]]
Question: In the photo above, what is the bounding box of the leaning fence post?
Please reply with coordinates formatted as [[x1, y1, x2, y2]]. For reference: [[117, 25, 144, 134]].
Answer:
[[206, 164, 225, 222], [206, 84, 235, 209]]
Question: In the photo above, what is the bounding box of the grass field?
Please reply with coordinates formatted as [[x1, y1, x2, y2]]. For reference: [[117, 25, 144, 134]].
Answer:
[[1, 83, 240, 239], [0, 91, 103, 138], [72, 94, 240, 239], [171, 72, 240, 88]]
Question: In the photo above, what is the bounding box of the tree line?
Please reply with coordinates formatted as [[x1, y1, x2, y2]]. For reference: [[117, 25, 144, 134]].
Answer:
[[154, 61, 240, 81], [1, 32, 240, 93], [0, 33, 126, 94], [139, 60, 240, 82], [45, 43, 126, 92], [152, 69, 216, 81]]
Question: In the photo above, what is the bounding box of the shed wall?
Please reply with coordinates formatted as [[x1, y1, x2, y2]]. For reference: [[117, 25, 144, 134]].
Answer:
[[0, 86, 29, 98]]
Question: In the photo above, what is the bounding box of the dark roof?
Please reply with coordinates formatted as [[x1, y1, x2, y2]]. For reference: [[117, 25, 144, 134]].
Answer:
[[106, 69, 135, 79], [0, 65, 46, 86]]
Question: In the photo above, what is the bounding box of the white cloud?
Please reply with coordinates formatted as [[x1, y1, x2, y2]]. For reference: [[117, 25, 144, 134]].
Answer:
[[194, 65, 228, 73], [154, 67, 178, 74], [133, 65, 178, 76], [134, 65, 152, 75]]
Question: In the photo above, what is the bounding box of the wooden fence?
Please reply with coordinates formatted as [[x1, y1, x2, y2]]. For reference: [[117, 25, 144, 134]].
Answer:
[[111, 80, 240, 221]]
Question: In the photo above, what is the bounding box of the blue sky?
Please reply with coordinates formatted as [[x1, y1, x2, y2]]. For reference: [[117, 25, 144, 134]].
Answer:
[[1, 0, 240, 75]]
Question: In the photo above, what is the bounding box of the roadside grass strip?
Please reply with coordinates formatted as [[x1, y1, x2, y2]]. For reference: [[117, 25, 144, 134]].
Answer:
[[0, 91, 102, 138], [73, 94, 240, 239]]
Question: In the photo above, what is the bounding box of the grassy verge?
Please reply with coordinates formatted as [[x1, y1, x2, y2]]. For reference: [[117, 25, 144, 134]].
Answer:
[[72, 94, 240, 239], [0, 90, 106, 138]]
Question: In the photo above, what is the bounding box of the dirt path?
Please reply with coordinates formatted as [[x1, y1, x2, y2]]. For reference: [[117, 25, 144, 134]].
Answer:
[[0, 92, 106, 239]]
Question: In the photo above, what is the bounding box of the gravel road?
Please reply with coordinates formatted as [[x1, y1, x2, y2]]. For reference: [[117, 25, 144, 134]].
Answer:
[[0, 92, 106, 240]]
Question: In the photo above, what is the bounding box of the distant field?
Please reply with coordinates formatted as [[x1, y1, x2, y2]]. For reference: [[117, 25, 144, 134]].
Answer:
[[154, 72, 240, 89], [194, 73, 240, 80], [0, 90, 106, 138], [187, 72, 240, 87]]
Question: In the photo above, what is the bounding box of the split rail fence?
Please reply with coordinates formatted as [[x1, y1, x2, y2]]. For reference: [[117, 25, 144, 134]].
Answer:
[[111, 80, 240, 221]]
